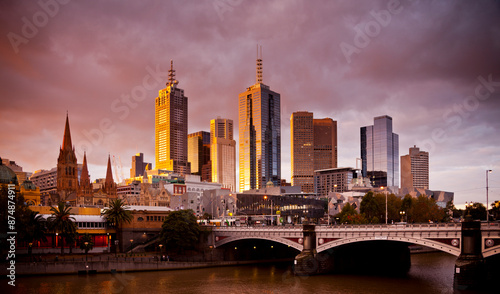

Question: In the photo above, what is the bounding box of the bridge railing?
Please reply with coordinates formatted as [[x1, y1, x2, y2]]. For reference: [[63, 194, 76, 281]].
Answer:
[[316, 223, 462, 231]]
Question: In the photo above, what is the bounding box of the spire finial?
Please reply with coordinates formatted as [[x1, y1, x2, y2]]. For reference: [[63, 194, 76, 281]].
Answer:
[[167, 59, 177, 87], [256, 45, 263, 84]]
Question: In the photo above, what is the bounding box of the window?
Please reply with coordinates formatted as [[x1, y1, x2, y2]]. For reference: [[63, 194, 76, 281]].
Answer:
[[137, 217, 144, 222]]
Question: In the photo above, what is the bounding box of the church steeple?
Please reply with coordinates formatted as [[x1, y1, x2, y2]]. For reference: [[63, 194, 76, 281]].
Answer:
[[57, 113, 78, 199], [104, 154, 117, 197], [62, 112, 73, 151], [79, 151, 92, 195]]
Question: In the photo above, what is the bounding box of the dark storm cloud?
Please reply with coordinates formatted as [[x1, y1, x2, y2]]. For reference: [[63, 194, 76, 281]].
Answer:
[[1, 0, 499, 205]]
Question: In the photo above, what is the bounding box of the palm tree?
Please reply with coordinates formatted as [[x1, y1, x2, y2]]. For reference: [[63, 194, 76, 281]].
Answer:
[[21, 210, 47, 258], [47, 202, 77, 255], [102, 199, 132, 253]]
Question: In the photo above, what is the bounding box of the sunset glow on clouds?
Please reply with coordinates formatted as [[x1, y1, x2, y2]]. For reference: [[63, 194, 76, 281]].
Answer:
[[1, 0, 499, 206]]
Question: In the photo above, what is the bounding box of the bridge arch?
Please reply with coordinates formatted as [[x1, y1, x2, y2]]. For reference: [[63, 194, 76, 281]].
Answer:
[[215, 236, 303, 252], [316, 236, 461, 256]]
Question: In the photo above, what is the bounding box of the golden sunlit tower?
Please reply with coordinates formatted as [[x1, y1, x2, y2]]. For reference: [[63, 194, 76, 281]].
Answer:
[[211, 118, 236, 191], [155, 60, 190, 175], [57, 113, 78, 200], [238, 46, 281, 192], [313, 118, 338, 171]]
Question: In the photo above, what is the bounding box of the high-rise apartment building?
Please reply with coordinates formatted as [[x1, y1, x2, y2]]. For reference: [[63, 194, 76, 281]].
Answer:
[[291, 112, 338, 192], [211, 118, 236, 191], [155, 60, 190, 175], [360, 115, 399, 189], [238, 50, 281, 191], [401, 145, 429, 189], [188, 131, 211, 180]]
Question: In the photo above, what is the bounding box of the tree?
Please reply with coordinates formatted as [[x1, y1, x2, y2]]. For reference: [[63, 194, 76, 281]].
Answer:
[[491, 201, 500, 221], [159, 210, 201, 253], [466, 202, 486, 220], [47, 202, 77, 255], [360, 192, 380, 223], [101, 199, 132, 252], [20, 210, 47, 258], [335, 203, 367, 224], [79, 233, 94, 261], [407, 195, 445, 223]]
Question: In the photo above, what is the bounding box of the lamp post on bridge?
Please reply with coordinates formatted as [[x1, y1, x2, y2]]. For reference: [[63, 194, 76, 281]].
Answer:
[[264, 195, 273, 225], [381, 186, 388, 224], [486, 170, 492, 224]]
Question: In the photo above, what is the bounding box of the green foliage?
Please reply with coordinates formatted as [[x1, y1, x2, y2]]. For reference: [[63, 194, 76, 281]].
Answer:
[[406, 195, 446, 223], [101, 199, 132, 228], [492, 201, 500, 220], [465, 202, 487, 220], [335, 203, 367, 224], [79, 233, 94, 254], [159, 210, 201, 253], [47, 202, 77, 254], [20, 210, 47, 245]]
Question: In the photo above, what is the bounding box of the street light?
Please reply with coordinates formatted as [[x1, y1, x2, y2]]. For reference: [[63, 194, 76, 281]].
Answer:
[[381, 187, 388, 224], [487, 170, 492, 223], [84, 242, 89, 262], [264, 196, 273, 225], [159, 244, 163, 254], [400, 211, 406, 223], [114, 240, 119, 257]]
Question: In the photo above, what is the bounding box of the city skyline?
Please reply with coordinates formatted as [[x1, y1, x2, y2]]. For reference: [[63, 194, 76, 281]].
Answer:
[[1, 1, 499, 207]]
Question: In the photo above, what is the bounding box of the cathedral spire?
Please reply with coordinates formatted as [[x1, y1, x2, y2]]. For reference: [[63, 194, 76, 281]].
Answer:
[[105, 154, 114, 184], [62, 112, 73, 151]]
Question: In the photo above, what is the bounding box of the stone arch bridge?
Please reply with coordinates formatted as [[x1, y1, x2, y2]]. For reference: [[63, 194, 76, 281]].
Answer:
[[211, 222, 500, 258]]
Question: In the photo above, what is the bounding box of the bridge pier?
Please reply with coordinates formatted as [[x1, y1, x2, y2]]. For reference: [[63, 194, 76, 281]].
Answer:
[[454, 218, 485, 291], [294, 224, 319, 275]]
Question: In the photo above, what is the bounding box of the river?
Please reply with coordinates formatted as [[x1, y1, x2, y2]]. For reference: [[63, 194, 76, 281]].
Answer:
[[9, 252, 469, 294]]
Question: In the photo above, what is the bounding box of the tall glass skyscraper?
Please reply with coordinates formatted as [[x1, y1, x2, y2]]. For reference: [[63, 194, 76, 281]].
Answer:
[[155, 60, 190, 175], [238, 52, 281, 191], [360, 115, 399, 189]]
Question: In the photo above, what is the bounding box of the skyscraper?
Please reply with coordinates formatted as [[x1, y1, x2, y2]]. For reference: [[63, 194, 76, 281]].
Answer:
[[291, 112, 338, 192], [401, 145, 429, 189], [211, 118, 236, 191], [313, 118, 338, 171], [238, 49, 281, 191], [155, 60, 190, 175], [291, 112, 314, 192], [188, 131, 211, 179], [361, 115, 399, 189]]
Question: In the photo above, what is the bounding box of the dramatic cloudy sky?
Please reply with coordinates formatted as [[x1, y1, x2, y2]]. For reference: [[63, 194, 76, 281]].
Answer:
[[1, 0, 499, 207]]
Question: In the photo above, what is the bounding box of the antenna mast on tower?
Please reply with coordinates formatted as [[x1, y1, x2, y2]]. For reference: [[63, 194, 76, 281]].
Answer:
[[256, 45, 263, 84]]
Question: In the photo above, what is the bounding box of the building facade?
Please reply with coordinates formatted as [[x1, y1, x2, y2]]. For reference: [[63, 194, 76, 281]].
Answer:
[[314, 167, 362, 196], [290, 112, 338, 192], [188, 131, 211, 179], [130, 153, 151, 178], [401, 145, 429, 189], [361, 115, 399, 189], [238, 54, 281, 191], [155, 60, 190, 175], [313, 118, 338, 171], [211, 118, 236, 191], [290, 112, 314, 192]]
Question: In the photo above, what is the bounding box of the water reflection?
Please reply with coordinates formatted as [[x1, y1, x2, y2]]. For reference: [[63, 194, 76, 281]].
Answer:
[[12, 253, 460, 294]]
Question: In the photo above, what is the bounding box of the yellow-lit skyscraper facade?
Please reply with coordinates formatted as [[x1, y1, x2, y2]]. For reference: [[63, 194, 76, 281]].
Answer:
[[211, 118, 236, 191], [155, 60, 190, 175], [238, 53, 281, 192]]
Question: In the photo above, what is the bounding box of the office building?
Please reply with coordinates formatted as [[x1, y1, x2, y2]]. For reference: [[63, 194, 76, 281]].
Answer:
[[130, 153, 151, 178], [238, 49, 281, 191], [155, 60, 190, 175], [360, 115, 399, 189], [401, 145, 429, 189], [291, 112, 338, 192], [188, 131, 211, 180], [211, 118, 236, 191]]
